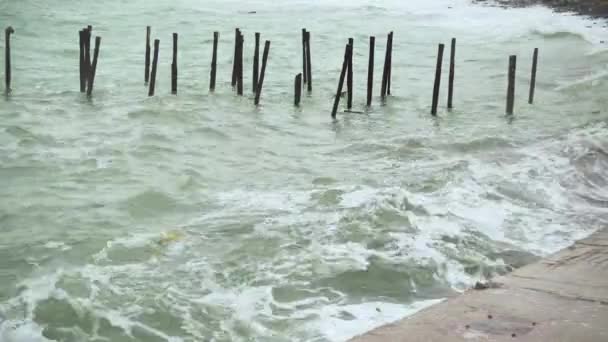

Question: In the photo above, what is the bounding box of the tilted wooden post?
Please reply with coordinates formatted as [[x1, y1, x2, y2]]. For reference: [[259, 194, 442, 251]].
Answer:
[[380, 32, 390, 100], [431, 43, 444, 116], [254, 40, 271, 106], [148, 39, 160, 96], [210, 31, 218, 91], [528, 48, 538, 104], [387, 32, 393, 95], [331, 44, 351, 119], [86, 36, 101, 96]]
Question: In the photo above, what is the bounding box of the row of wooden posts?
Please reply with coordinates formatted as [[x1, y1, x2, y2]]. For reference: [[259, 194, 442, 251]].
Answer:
[[3, 26, 538, 118]]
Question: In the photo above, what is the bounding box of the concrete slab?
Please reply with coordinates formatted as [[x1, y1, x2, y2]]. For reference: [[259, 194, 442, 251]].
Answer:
[[349, 227, 608, 342]]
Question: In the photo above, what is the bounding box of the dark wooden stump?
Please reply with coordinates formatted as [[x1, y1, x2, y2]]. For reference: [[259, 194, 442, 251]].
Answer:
[[447, 38, 456, 109], [254, 40, 271, 106], [387, 32, 393, 95], [171, 33, 178, 94], [302, 28, 307, 84], [431, 43, 445, 116], [294, 73, 302, 106], [305, 31, 312, 92], [347, 38, 353, 109], [86, 36, 101, 96], [145, 26, 151, 84], [506, 55, 516, 115], [237, 32, 244, 95], [210, 31, 218, 91], [253, 32, 260, 94], [380, 33, 390, 100], [367, 36, 375, 107], [4, 26, 14, 93], [528, 48, 538, 104], [331, 44, 351, 119], [79, 30, 86, 92], [148, 39, 160, 96], [231, 28, 240, 88]]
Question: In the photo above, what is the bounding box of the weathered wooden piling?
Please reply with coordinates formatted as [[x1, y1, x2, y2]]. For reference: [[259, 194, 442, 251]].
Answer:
[[431, 43, 445, 116], [305, 31, 312, 92], [231, 28, 240, 87], [506, 55, 516, 115], [447, 38, 456, 109], [331, 44, 351, 119], [347, 38, 354, 109], [79, 30, 86, 92], [294, 73, 302, 106], [253, 32, 260, 94], [528, 48, 538, 104], [148, 39, 160, 96], [4, 26, 14, 93], [367, 36, 375, 107], [387, 31, 393, 95], [254, 40, 270, 106], [171, 33, 178, 94], [380, 33, 390, 100], [145, 26, 151, 84], [236, 32, 244, 96], [83, 27, 91, 88], [302, 28, 307, 84], [210, 31, 218, 91], [86, 36, 101, 96]]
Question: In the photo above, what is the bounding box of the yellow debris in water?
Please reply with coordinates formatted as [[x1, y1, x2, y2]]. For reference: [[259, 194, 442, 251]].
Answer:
[[157, 230, 184, 246]]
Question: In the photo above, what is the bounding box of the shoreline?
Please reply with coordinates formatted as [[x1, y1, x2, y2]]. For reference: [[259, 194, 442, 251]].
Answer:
[[473, 0, 608, 18], [348, 227, 608, 341]]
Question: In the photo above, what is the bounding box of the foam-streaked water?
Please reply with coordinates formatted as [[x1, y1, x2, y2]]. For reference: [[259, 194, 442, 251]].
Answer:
[[1, 0, 608, 341]]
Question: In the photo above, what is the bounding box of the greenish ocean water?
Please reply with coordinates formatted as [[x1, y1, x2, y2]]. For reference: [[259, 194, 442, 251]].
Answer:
[[1, 0, 608, 340]]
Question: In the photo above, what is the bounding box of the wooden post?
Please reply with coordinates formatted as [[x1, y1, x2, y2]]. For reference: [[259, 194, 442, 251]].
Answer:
[[331, 44, 351, 119], [380, 33, 390, 100], [79, 30, 86, 92], [506, 55, 516, 115], [4, 26, 14, 93], [528, 48, 538, 104], [148, 39, 160, 96], [294, 73, 302, 106], [145, 26, 151, 84], [236, 32, 244, 95], [253, 32, 260, 94], [84, 27, 91, 88], [347, 38, 353, 109], [447, 38, 456, 109], [387, 32, 393, 95], [305, 31, 312, 92], [254, 40, 270, 106], [210, 31, 218, 91], [171, 33, 177, 94], [86, 36, 101, 96], [231, 28, 240, 87], [302, 28, 307, 84], [431, 43, 444, 116], [367, 36, 375, 107]]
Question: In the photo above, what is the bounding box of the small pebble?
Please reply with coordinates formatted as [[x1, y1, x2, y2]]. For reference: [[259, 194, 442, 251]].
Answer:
[[488, 314, 493, 319], [465, 325, 470, 329], [512, 333, 517, 338], [532, 322, 537, 326]]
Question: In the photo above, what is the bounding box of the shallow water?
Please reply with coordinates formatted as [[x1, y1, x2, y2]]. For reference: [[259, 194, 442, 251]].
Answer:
[[1, 0, 608, 341]]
